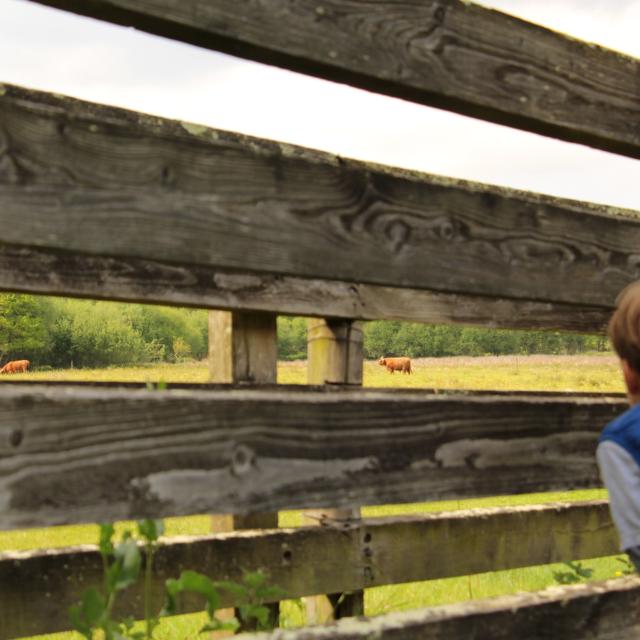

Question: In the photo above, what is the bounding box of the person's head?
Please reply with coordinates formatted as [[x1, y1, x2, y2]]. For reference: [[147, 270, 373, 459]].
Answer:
[[609, 282, 640, 404]]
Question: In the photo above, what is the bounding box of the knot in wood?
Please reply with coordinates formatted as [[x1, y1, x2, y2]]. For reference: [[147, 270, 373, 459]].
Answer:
[[9, 429, 23, 448], [231, 444, 255, 476]]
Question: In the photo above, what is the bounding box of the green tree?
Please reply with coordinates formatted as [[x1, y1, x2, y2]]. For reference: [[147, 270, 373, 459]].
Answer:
[[0, 293, 55, 365], [277, 317, 307, 360]]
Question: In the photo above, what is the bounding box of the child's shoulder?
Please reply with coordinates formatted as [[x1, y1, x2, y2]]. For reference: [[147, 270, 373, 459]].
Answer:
[[600, 403, 640, 452]]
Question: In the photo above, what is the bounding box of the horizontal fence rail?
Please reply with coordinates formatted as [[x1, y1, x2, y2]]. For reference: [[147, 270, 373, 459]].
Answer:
[[0, 501, 617, 638], [1, 84, 640, 313], [244, 577, 640, 639], [28, 0, 640, 159], [0, 244, 611, 333], [0, 384, 624, 528]]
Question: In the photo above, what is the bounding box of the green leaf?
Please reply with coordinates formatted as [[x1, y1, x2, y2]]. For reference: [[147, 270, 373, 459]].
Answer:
[[82, 588, 107, 625], [161, 578, 179, 617], [112, 537, 141, 591], [239, 604, 271, 629], [200, 617, 240, 633], [242, 570, 267, 590], [256, 584, 285, 601], [162, 571, 220, 618], [68, 605, 93, 639], [121, 616, 136, 631], [99, 523, 115, 557], [69, 588, 107, 637], [212, 579, 247, 598], [137, 518, 164, 543]]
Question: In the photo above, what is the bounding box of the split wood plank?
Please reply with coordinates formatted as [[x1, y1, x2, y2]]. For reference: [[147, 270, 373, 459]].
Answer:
[[27, 0, 640, 158], [0, 501, 617, 638], [0, 244, 611, 333], [0, 384, 625, 529], [1, 84, 640, 310]]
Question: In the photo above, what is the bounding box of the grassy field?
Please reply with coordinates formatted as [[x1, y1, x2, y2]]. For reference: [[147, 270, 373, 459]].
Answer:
[[3, 354, 628, 639], [17, 353, 625, 393]]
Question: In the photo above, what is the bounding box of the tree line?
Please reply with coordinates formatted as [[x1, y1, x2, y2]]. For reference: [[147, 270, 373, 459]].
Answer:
[[0, 294, 207, 368], [0, 294, 607, 369], [278, 317, 608, 361]]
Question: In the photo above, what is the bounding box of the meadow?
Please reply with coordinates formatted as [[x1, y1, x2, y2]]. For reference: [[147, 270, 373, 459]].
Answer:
[[2, 354, 626, 639], [17, 353, 624, 393]]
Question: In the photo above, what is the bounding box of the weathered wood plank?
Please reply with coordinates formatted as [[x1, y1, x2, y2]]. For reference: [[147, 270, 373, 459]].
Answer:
[[1, 84, 640, 310], [306, 319, 365, 621], [208, 311, 278, 384], [0, 244, 611, 333], [244, 577, 640, 639], [208, 310, 280, 630], [0, 501, 618, 638], [0, 384, 625, 528], [28, 0, 640, 158]]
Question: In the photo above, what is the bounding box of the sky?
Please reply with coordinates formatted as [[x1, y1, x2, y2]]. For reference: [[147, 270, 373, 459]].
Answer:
[[0, 0, 638, 210]]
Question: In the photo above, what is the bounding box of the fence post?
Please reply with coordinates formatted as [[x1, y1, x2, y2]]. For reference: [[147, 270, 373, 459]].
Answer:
[[305, 318, 365, 622], [208, 310, 279, 629]]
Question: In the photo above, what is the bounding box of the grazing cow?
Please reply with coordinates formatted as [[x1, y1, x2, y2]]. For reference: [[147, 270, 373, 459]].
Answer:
[[0, 359, 30, 374], [378, 356, 411, 374]]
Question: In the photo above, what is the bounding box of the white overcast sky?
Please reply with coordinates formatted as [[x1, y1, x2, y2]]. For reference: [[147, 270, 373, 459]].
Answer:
[[0, 0, 638, 210]]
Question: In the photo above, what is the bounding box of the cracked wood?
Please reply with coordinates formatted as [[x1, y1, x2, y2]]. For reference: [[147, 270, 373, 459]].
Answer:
[[0, 384, 625, 529], [0, 84, 639, 309]]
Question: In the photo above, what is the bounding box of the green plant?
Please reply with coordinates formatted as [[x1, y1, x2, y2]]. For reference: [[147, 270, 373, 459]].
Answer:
[[70, 522, 147, 639], [217, 570, 284, 631], [552, 561, 594, 585], [162, 570, 239, 634], [69, 520, 282, 639]]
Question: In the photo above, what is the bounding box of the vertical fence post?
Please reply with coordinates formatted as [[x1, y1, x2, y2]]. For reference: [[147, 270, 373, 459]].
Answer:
[[208, 310, 279, 629], [305, 318, 365, 622]]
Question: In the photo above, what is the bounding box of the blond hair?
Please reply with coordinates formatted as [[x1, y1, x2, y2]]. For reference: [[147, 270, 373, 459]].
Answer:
[[609, 282, 640, 373]]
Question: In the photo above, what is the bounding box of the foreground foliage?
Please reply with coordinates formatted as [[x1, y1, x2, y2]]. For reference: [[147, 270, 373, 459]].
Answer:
[[69, 520, 281, 640]]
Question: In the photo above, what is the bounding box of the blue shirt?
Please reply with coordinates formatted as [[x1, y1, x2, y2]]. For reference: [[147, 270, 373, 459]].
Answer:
[[598, 403, 640, 551], [600, 403, 640, 468]]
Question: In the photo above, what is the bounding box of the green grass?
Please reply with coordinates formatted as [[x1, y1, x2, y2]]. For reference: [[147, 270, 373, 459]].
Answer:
[[16, 354, 625, 393], [3, 355, 628, 639]]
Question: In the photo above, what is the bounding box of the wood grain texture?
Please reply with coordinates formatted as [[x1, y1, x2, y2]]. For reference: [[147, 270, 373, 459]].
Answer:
[[0, 501, 617, 638], [208, 310, 279, 630], [244, 577, 640, 639], [306, 319, 365, 622], [307, 320, 363, 386], [0, 384, 625, 529], [1, 83, 640, 310], [27, 0, 640, 158], [208, 311, 277, 384], [0, 244, 611, 332]]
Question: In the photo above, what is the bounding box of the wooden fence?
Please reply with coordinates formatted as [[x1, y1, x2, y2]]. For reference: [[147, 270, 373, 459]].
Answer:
[[1, 0, 639, 638]]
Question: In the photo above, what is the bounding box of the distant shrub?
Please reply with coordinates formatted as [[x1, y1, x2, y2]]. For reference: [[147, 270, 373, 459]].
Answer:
[[277, 317, 307, 361]]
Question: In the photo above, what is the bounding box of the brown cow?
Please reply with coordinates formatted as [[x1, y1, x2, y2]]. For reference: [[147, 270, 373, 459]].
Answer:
[[0, 359, 30, 374], [378, 356, 411, 374]]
